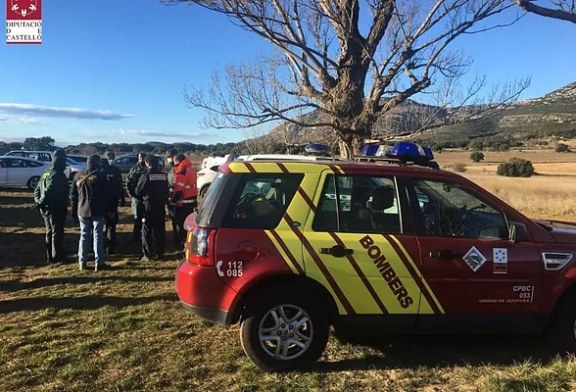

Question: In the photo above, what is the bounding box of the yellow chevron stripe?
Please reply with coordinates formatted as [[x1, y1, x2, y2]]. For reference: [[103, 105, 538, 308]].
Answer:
[[264, 230, 300, 274], [389, 234, 445, 314]]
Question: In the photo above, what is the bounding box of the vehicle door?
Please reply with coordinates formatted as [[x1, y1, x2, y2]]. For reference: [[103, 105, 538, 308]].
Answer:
[[300, 172, 437, 334], [0, 158, 8, 185], [5, 158, 29, 185], [406, 178, 542, 333]]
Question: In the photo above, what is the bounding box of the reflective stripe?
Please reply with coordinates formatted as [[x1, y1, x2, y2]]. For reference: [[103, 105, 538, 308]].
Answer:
[[181, 199, 196, 204]]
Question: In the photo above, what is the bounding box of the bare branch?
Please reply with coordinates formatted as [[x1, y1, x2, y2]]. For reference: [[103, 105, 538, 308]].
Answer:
[[514, 0, 576, 23]]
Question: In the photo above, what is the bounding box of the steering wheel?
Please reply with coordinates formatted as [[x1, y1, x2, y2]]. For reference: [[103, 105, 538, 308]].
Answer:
[[449, 204, 487, 236]]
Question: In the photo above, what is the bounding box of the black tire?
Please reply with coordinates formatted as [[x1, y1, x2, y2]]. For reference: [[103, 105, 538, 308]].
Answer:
[[240, 287, 329, 371], [27, 176, 40, 190], [548, 293, 576, 354]]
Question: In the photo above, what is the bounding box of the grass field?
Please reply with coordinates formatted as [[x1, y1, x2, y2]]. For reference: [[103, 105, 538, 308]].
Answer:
[[2, 150, 576, 391]]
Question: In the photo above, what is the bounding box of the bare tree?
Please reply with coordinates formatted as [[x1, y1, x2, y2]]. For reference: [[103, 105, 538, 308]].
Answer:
[[513, 0, 576, 23], [166, 0, 525, 157]]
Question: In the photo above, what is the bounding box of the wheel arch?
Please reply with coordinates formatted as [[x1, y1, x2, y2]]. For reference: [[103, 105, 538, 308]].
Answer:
[[229, 274, 339, 325], [548, 283, 576, 328]]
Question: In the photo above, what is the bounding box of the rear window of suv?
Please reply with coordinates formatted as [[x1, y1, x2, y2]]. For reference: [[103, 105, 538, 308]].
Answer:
[[196, 172, 303, 229]]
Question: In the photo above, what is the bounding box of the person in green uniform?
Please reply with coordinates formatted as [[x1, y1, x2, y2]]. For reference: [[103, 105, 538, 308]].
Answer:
[[34, 157, 70, 264]]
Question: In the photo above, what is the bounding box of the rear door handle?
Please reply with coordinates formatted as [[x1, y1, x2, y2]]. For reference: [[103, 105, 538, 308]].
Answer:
[[320, 245, 353, 258], [429, 250, 457, 259]]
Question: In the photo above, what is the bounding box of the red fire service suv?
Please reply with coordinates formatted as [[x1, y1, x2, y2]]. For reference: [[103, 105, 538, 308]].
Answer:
[[176, 143, 576, 371]]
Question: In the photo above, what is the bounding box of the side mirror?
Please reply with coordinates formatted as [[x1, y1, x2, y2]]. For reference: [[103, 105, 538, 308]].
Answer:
[[509, 221, 528, 243]]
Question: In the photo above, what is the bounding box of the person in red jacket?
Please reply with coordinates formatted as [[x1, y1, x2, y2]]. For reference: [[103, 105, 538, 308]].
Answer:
[[171, 153, 198, 245]]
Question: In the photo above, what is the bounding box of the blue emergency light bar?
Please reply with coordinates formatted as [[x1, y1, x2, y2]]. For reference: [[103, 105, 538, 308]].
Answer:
[[386, 141, 434, 162], [357, 141, 439, 169]]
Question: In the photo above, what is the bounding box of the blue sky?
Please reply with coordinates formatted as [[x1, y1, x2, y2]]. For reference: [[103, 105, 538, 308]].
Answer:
[[0, 0, 574, 147]]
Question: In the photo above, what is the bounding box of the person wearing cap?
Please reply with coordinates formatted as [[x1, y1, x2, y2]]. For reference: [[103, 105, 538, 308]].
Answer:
[[126, 153, 148, 242], [70, 155, 113, 271], [101, 152, 124, 255], [171, 153, 198, 245], [135, 155, 169, 261], [34, 157, 70, 264]]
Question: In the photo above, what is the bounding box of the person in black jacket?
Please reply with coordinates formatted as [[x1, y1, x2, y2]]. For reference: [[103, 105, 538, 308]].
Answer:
[[126, 153, 148, 242], [135, 155, 169, 261], [101, 154, 124, 255], [70, 155, 112, 271], [34, 157, 70, 263]]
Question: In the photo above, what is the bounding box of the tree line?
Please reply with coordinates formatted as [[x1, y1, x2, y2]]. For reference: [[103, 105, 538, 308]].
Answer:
[[0, 137, 240, 157]]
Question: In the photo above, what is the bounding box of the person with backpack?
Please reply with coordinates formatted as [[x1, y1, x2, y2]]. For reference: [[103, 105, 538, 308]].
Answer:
[[34, 157, 69, 264], [70, 155, 112, 271]]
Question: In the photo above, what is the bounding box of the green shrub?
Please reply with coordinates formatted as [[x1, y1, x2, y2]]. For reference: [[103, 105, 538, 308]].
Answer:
[[497, 158, 535, 177], [470, 151, 485, 162], [555, 143, 571, 153]]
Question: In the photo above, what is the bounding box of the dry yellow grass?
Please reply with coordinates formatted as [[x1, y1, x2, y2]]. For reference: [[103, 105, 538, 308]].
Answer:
[[464, 174, 576, 222], [435, 150, 576, 222]]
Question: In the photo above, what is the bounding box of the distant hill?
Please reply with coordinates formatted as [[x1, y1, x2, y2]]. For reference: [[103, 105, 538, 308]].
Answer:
[[264, 82, 576, 151]]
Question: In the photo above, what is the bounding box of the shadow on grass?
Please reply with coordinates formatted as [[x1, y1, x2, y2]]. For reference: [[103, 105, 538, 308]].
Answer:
[[313, 334, 559, 371], [0, 294, 177, 313], [1, 275, 173, 292]]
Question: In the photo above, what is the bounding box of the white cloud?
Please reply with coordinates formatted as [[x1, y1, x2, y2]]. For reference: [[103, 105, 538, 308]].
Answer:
[[0, 103, 132, 120], [17, 117, 46, 125]]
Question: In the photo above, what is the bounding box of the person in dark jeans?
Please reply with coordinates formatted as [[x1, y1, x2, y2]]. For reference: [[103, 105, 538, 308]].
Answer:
[[101, 154, 124, 255], [135, 155, 169, 261], [34, 157, 69, 264]]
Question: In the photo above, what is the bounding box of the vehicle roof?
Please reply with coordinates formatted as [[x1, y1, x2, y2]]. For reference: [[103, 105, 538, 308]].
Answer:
[[236, 154, 337, 161], [4, 150, 54, 154], [0, 156, 49, 164], [225, 159, 458, 179]]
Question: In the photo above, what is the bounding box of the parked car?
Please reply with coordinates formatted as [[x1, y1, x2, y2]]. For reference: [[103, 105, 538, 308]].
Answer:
[[0, 156, 48, 189], [65, 158, 85, 180], [112, 154, 138, 173], [67, 154, 88, 164], [4, 150, 55, 163], [3, 150, 86, 180], [176, 144, 576, 371], [197, 164, 220, 198], [113, 154, 164, 173]]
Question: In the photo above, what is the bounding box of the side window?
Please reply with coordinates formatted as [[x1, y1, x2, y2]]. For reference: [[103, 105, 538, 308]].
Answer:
[[27, 160, 43, 167], [37, 153, 51, 162], [10, 159, 25, 168], [409, 179, 508, 239], [313, 175, 401, 234], [223, 174, 303, 229]]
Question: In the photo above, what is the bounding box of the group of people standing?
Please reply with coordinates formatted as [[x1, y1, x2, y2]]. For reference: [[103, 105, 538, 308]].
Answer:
[[34, 149, 198, 271]]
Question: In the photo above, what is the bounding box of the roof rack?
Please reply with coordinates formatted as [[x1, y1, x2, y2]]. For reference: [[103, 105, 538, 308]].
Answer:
[[354, 155, 440, 169]]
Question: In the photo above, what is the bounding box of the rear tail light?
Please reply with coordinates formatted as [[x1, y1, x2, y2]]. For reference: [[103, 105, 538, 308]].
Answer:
[[185, 227, 215, 266]]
